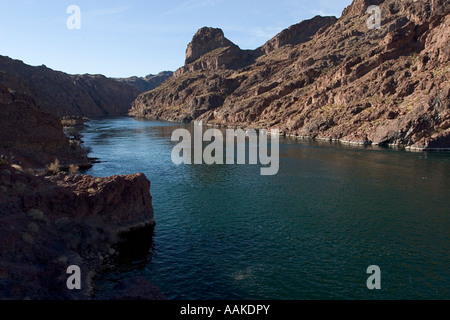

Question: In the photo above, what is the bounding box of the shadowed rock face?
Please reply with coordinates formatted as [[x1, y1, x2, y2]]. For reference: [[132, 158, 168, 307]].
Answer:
[[0, 55, 142, 117], [0, 83, 90, 169], [0, 84, 164, 300], [0, 165, 161, 300], [130, 0, 450, 150]]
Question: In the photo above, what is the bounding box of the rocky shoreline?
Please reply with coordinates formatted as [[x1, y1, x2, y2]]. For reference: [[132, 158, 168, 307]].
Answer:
[[0, 164, 164, 300], [0, 84, 165, 300], [198, 120, 450, 152]]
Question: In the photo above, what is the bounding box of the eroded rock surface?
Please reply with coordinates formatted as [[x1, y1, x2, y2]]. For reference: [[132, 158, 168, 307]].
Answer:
[[130, 0, 450, 150]]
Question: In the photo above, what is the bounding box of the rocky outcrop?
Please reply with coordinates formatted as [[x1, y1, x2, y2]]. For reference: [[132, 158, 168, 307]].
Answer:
[[130, 0, 450, 150], [0, 164, 161, 300], [0, 83, 90, 169], [185, 27, 237, 64], [0, 55, 142, 117], [173, 27, 260, 78]]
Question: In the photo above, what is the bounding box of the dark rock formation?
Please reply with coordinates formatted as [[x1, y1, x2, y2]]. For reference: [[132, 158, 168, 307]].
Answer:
[[0, 83, 90, 169], [0, 165, 160, 300], [0, 75, 164, 301], [130, 0, 450, 150]]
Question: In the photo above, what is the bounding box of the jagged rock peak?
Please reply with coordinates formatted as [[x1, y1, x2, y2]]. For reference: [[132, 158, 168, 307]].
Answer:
[[185, 27, 237, 65]]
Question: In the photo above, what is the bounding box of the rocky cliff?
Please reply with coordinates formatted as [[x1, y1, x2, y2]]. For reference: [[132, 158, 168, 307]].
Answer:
[[0, 55, 160, 117], [130, 0, 450, 150], [0, 164, 162, 300]]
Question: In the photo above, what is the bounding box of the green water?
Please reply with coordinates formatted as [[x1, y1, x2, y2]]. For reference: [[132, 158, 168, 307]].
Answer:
[[81, 117, 450, 300]]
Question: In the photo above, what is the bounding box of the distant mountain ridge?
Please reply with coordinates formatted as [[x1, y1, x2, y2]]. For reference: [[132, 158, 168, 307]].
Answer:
[[0, 55, 172, 117], [116, 71, 173, 92], [130, 0, 450, 151]]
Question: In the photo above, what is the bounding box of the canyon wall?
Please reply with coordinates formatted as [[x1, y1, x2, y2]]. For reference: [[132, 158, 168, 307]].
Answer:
[[130, 0, 450, 150], [0, 55, 172, 117]]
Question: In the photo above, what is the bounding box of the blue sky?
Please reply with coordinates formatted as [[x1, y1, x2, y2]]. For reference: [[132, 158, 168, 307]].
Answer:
[[0, 0, 353, 78]]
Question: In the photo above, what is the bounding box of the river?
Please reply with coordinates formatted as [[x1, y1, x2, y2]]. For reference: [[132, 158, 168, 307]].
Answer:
[[80, 117, 450, 300]]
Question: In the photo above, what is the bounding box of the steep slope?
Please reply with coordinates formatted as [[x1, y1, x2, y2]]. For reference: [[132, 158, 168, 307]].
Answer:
[[260, 15, 338, 54], [130, 0, 450, 150], [0, 55, 142, 117]]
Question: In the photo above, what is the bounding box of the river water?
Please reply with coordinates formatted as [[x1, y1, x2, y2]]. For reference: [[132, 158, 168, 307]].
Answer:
[[80, 117, 450, 300]]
